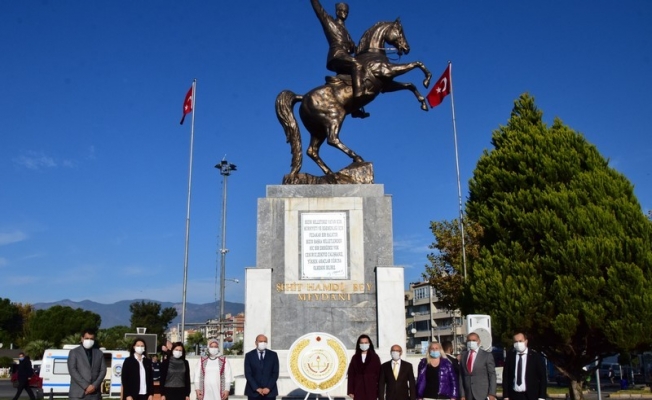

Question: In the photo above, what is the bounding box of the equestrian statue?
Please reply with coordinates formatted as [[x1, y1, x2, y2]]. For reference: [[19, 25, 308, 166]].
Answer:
[[276, 0, 432, 184]]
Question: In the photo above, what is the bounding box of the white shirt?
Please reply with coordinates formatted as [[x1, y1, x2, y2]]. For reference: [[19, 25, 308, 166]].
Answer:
[[136, 356, 147, 395]]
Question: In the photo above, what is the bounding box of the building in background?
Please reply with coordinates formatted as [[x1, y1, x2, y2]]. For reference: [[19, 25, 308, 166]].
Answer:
[[405, 281, 465, 354]]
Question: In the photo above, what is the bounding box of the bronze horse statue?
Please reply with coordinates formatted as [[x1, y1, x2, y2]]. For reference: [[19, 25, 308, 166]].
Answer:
[[276, 18, 432, 183]]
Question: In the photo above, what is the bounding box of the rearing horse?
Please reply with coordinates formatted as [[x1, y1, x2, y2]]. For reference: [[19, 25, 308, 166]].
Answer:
[[276, 18, 432, 182]]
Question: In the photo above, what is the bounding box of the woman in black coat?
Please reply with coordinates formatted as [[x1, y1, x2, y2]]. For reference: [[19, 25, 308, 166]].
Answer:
[[121, 338, 154, 400]]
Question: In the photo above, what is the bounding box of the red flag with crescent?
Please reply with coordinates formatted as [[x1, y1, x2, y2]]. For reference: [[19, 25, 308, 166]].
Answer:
[[427, 65, 451, 108], [180, 86, 193, 125]]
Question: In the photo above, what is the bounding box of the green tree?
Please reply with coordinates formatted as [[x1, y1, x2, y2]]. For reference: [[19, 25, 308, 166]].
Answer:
[[227, 340, 243, 355], [129, 301, 177, 344], [27, 305, 101, 347], [15, 303, 34, 347], [0, 298, 23, 345], [186, 331, 206, 355], [465, 94, 652, 400], [61, 334, 80, 345], [0, 356, 14, 368], [24, 339, 53, 360], [423, 218, 483, 311], [97, 325, 131, 349]]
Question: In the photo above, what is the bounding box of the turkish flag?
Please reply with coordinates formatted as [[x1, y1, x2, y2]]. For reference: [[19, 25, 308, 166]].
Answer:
[[180, 86, 193, 125], [426, 65, 451, 108]]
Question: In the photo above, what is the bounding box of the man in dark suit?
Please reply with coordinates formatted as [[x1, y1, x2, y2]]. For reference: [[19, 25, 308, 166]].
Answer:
[[460, 332, 497, 400], [11, 353, 35, 400], [244, 334, 279, 400], [502, 332, 547, 400], [67, 328, 107, 400], [378, 344, 415, 400]]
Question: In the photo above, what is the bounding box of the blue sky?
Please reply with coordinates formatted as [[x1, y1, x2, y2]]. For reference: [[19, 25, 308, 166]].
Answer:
[[2, 1, 650, 308]]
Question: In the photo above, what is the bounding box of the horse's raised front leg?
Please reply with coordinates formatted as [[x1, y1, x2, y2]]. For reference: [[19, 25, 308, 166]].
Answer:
[[374, 61, 432, 88], [381, 80, 429, 111]]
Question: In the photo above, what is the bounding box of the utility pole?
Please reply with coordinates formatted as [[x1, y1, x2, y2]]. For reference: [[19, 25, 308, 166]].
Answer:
[[216, 158, 236, 354]]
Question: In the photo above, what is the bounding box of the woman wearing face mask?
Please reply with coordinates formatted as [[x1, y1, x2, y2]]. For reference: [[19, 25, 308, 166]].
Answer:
[[121, 338, 154, 400], [160, 342, 191, 400], [194, 338, 233, 400], [416, 342, 458, 400], [347, 334, 381, 400]]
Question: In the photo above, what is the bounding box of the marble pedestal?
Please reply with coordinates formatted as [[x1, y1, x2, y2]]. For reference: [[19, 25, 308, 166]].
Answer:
[[241, 184, 405, 397]]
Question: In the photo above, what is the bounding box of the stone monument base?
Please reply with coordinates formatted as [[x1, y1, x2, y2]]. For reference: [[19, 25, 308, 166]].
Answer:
[[243, 184, 406, 397]]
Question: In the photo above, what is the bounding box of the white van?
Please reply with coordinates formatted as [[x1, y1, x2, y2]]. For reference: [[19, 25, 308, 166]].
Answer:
[[40, 345, 129, 398]]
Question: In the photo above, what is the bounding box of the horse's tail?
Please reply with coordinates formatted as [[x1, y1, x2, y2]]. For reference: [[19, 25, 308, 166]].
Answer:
[[275, 90, 304, 177]]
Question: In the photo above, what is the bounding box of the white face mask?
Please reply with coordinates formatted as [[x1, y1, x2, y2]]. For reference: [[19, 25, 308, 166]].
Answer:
[[82, 339, 95, 349], [359, 343, 370, 352], [467, 341, 479, 351], [134, 346, 145, 355], [172, 350, 183, 359], [391, 351, 401, 361], [257, 342, 267, 351], [514, 342, 526, 353], [208, 348, 220, 356]]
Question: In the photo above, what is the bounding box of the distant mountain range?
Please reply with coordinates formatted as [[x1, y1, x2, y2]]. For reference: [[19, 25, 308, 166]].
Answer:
[[32, 299, 245, 328]]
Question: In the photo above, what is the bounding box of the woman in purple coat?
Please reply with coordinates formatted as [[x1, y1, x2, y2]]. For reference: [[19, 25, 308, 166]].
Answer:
[[347, 334, 381, 400], [416, 342, 458, 400]]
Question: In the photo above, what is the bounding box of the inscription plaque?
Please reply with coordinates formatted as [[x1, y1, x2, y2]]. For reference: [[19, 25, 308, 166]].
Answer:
[[300, 211, 348, 279]]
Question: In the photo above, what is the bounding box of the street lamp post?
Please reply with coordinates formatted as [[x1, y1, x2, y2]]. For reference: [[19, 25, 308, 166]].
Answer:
[[216, 158, 236, 354]]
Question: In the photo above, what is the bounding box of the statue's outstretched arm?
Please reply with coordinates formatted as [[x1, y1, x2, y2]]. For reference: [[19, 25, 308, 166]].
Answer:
[[310, 0, 331, 27]]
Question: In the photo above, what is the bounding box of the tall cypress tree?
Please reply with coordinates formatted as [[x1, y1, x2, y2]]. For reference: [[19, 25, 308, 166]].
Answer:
[[466, 94, 652, 399]]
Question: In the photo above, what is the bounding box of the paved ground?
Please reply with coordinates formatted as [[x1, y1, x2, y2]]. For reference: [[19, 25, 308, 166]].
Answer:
[[0, 378, 628, 400]]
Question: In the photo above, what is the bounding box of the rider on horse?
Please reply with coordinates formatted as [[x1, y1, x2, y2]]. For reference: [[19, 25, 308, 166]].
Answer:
[[310, 0, 370, 118]]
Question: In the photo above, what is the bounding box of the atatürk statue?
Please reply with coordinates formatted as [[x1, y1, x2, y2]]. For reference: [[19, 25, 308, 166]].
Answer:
[[276, 0, 432, 184]]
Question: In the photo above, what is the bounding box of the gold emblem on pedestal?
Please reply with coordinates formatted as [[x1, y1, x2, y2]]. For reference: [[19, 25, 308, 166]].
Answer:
[[287, 333, 348, 393]]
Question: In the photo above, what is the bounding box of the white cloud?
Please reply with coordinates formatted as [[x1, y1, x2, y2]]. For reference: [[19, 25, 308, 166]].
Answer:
[[0, 230, 28, 246], [393, 236, 431, 254], [13, 151, 57, 170]]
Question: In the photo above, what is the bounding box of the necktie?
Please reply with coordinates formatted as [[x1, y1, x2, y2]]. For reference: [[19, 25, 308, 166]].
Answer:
[[467, 350, 474, 373], [259, 351, 264, 363], [516, 354, 523, 386], [393, 362, 399, 379]]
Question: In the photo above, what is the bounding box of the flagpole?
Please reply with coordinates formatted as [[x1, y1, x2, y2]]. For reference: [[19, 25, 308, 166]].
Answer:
[[180, 78, 197, 343], [447, 62, 468, 281]]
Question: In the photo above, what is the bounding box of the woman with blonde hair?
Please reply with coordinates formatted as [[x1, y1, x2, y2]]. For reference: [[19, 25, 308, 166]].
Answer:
[[416, 341, 458, 400]]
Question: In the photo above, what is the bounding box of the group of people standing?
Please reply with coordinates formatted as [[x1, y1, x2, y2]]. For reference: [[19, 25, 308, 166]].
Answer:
[[351, 331, 547, 400], [18, 328, 546, 400], [65, 328, 232, 400]]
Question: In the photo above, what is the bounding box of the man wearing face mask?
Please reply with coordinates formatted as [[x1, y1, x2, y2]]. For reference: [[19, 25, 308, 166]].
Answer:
[[460, 332, 496, 400], [11, 352, 35, 400], [379, 345, 415, 400], [502, 332, 547, 400], [244, 334, 279, 400], [67, 328, 107, 400]]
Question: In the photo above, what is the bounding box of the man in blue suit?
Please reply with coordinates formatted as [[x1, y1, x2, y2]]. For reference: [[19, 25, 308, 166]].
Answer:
[[245, 334, 279, 400]]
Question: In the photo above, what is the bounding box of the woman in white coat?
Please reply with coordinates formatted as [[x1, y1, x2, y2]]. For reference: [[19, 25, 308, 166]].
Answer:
[[194, 339, 233, 400]]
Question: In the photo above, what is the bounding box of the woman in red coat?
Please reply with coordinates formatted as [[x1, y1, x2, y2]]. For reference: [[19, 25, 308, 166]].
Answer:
[[347, 334, 381, 400]]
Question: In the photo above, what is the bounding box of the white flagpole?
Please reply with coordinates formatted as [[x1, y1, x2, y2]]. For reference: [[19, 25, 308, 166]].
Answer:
[[448, 62, 468, 281], [180, 78, 197, 343]]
